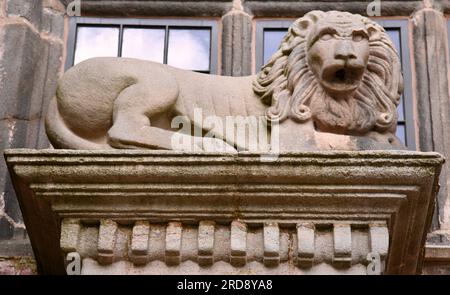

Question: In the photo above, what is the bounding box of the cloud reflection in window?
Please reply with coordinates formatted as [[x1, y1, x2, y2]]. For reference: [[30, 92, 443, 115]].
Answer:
[[74, 26, 119, 65], [122, 28, 165, 63], [167, 29, 211, 72]]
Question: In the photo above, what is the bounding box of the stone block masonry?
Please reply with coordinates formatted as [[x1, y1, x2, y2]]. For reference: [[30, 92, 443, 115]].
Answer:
[[0, 0, 65, 274]]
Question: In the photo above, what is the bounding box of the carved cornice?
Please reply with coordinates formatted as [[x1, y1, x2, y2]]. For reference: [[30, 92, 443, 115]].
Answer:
[[4, 149, 443, 274], [58, 1, 423, 17]]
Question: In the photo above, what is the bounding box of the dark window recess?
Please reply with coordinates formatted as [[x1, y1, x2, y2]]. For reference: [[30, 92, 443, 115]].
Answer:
[[67, 18, 218, 74], [255, 20, 415, 150]]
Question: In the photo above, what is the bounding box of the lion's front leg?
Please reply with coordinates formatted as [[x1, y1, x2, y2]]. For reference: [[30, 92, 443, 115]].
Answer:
[[108, 113, 235, 152], [107, 82, 236, 152], [198, 137, 237, 152]]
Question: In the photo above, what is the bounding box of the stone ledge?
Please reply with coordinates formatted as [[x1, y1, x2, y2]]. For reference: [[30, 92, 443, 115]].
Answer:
[[4, 149, 444, 274], [80, 259, 369, 275], [57, 0, 423, 17], [244, 1, 422, 17], [60, 0, 233, 17], [425, 245, 450, 263]]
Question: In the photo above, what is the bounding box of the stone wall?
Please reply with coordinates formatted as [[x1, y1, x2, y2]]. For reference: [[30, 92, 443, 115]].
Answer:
[[1, 0, 450, 274], [0, 0, 65, 274]]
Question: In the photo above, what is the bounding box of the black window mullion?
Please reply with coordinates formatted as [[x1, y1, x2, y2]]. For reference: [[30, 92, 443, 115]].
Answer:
[[207, 28, 212, 73], [163, 26, 169, 65], [118, 24, 124, 57]]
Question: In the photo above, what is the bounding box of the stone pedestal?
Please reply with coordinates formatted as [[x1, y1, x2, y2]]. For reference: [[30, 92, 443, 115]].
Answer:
[[4, 150, 443, 275]]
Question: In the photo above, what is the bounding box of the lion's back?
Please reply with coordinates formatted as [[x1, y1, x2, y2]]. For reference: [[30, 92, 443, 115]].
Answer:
[[56, 58, 167, 138], [172, 72, 266, 121]]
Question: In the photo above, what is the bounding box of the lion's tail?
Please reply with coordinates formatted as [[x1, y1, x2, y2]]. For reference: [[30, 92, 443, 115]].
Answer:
[[45, 96, 112, 150]]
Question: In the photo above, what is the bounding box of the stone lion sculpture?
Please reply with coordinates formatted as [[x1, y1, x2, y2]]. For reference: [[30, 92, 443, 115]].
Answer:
[[46, 11, 405, 152]]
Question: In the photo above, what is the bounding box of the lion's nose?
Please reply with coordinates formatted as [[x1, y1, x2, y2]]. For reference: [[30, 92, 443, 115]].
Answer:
[[334, 41, 357, 61]]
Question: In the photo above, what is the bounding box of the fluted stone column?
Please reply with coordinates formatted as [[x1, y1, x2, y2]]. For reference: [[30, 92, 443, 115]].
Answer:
[[221, 1, 253, 76], [412, 7, 450, 232]]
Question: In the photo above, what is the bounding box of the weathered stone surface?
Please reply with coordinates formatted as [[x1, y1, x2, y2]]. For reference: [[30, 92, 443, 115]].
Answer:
[[60, 218, 80, 252], [0, 237, 33, 257], [332, 223, 352, 268], [221, 5, 252, 76], [3, 150, 443, 274], [0, 23, 46, 121], [254, 11, 404, 152], [57, 219, 383, 272], [60, 0, 233, 17], [263, 222, 279, 267], [0, 119, 31, 240], [81, 259, 371, 275], [0, 2, 64, 244], [198, 220, 215, 266], [165, 222, 182, 266], [297, 223, 315, 268], [412, 8, 450, 231], [245, 1, 422, 17], [422, 265, 450, 275], [41, 7, 65, 39], [6, 0, 43, 30], [46, 56, 264, 151], [97, 219, 118, 265], [131, 221, 150, 259], [369, 222, 389, 259], [230, 220, 247, 266], [47, 11, 405, 153], [43, 0, 66, 13]]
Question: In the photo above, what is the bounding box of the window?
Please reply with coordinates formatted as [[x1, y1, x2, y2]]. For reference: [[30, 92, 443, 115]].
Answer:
[[66, 18, 219, 74], [255, 20, 416, 149]]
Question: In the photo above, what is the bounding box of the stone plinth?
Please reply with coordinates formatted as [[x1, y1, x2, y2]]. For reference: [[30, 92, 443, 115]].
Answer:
[[4, 150, 444, 275]]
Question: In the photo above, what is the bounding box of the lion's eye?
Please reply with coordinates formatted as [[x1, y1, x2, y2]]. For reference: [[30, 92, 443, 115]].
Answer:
[[320, 33, 333, 41], [352, 34, 366, 42]]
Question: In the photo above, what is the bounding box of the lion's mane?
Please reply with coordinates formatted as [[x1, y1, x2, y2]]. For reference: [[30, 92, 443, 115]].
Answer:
[[253, 11, 404, 135]]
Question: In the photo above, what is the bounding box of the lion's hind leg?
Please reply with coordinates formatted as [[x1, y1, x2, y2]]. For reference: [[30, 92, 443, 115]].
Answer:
[[107, 78, 188, 150], [108, 79, 223, 151]]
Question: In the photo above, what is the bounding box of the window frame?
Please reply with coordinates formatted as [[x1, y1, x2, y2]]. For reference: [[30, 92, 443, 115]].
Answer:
[[255, 19, 416, 150], [66, 17, 219, 74]]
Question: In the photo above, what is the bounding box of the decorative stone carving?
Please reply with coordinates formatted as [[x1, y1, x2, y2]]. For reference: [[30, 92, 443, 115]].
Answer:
[[46, 11, 404, 152], [253, 11, 404, 151], [5, 10, 443, 276], [3, 150, 443, 274]]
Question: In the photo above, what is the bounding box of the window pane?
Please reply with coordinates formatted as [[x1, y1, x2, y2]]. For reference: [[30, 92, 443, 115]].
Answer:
[[385, 29, 405, 122], [263, 29, 287, 65], [74, 26, 119, 65], [396, 124, 406, 145], [386, 29, 401, 58], [167, 29, 211, 71], [122, 28, 165, 63], [398, 96, 405, 121]]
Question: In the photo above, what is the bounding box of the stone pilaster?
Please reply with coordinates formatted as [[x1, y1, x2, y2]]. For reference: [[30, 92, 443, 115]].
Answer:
[[412, 7, 450, 232], [221, 1, 253, 76]]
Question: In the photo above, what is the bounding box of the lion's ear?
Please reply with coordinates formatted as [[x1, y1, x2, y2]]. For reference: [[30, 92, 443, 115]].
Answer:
[[291, 19, 311, 37], [292, 11, 323, 38], [367, 25, 382, 40]]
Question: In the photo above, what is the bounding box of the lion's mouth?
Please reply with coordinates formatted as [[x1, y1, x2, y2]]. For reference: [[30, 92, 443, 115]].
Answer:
[[321, 64, 364, 93], [334, 69, 348, 82]]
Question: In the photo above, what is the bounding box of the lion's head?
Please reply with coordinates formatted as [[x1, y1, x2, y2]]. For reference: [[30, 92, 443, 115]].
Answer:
[[253, 11, 404, 136]]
